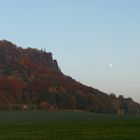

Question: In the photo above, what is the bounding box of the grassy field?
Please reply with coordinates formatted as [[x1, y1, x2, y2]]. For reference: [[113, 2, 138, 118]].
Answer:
[[0, 110, 139, 140]]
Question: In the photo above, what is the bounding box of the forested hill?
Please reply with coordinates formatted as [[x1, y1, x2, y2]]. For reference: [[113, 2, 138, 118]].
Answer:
[[0, 40, 140, 114]]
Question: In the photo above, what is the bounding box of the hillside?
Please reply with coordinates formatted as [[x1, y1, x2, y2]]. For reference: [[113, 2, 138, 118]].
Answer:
[[0, 40, 140, 114]]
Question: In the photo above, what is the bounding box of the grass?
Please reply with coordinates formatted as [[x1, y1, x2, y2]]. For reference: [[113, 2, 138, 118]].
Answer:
[[0, 110, 139, 140]]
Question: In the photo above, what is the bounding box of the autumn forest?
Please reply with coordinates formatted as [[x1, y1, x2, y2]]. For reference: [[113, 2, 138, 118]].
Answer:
[[0, 40, 140, 114]]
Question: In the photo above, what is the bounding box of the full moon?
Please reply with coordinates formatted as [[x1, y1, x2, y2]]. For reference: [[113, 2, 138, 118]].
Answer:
[[109, 64, 113, 68]]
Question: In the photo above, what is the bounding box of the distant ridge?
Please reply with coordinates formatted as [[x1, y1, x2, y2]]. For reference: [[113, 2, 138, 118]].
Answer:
[[0, 40, 140, 114]]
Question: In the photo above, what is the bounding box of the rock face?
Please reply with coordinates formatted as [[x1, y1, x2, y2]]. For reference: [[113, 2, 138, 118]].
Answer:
[[0, 40, 60, 72], [0, 40, 140, 114]]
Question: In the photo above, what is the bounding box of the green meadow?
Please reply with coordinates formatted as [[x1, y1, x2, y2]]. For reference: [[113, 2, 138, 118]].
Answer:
[[0, 110, 139, 140]]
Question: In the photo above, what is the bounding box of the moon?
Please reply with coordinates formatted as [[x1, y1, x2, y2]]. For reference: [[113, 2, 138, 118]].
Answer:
[[109, 64, 113, 68]]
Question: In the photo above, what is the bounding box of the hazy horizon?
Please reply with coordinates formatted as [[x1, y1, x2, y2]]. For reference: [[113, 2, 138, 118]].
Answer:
[[0, 0, 140, 102]]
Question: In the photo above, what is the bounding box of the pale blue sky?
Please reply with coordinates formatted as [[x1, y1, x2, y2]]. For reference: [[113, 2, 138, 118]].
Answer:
[[0, 0, 140, 102]]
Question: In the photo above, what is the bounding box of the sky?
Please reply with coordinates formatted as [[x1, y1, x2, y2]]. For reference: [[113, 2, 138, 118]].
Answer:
[[0, 0, 140, 102]]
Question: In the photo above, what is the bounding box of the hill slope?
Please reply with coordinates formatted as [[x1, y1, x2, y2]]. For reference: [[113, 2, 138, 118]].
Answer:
[[0, 40, 140, 114]]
